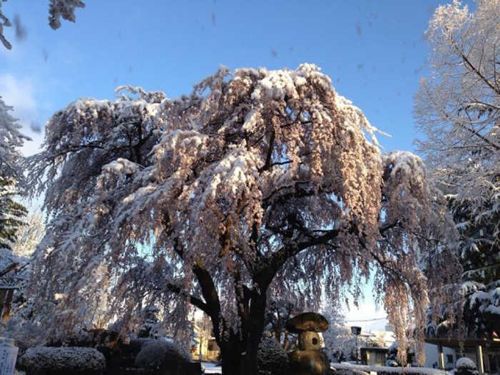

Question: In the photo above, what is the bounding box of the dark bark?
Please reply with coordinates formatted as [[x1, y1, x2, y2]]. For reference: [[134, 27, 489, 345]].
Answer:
[[1, 289, 14, 321], [189, 260, 269, 375], [220, 332, 244, 375], [218, 290, 268, 375], [0, 289, 6, 318]]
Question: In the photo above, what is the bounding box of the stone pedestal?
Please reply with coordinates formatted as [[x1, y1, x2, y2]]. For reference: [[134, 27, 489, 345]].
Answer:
[[289, 350, 330, 375]]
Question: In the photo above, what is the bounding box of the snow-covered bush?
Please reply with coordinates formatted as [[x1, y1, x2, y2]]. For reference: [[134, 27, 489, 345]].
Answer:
[[257, 336, 289, 375], [19, 347, 106, 374], [134, 339, 190, 371], [456, 357, 478, 375]]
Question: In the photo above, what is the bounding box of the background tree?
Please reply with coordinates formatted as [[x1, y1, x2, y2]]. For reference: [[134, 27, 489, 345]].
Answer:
[[0, 178, 26, 251], [136, 305, 165, 339], [0, 0, 85, 49], [28, 65, 453, 375], [264, 296, 301, 350], [11, 207, 45, 258], [0, 96, 28, 330], [0, 96, 28, 251], [194, 312, 215, 361], [321, 308, 356, 362], [415, 0, 499, 339]]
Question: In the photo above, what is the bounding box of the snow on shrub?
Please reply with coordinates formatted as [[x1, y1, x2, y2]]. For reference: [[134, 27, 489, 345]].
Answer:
[[19, 346, 106, 371], [456, 357, 476, 369], [134, 339, 189, 370], [455, 357, 479, 375]]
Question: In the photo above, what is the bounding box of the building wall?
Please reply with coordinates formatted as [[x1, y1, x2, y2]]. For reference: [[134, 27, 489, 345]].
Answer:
[[361, 348, 388, 366], [424, 343, 457, 370], [424, 342, 500, 373], [191, 337, 220, 362]]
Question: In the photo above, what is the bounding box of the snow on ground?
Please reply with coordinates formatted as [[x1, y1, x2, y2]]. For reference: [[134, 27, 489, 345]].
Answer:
[[199, 361, 450, 375], [202, 362, 222, 374], [331, 362, 450, 375]]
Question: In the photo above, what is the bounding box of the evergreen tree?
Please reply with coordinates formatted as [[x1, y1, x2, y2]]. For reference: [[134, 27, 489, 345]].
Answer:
[[0, 96, 27, 251], [0, 177, 27, 251], [452, 196, 499, 339]]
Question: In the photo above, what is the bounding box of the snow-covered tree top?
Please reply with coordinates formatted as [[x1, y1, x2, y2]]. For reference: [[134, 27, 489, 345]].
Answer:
[[415, 0, 500, 211], [0, 96, 28, 181], [0, 96, 29, 252]]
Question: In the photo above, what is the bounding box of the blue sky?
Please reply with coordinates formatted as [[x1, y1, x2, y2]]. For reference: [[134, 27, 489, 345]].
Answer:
[[0, 0, 463, 155], [0, 0, 465, 330]]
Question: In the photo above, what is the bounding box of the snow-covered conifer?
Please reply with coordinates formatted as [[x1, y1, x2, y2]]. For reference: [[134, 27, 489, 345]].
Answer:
[[0, 96, 28, 251]]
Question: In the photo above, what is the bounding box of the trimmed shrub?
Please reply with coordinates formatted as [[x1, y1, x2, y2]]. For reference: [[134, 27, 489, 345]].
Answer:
[[19, 346, 105, 375], [456, 357, 478, 375], [134, 339, 190, 374], [257, 336, 289, 375]]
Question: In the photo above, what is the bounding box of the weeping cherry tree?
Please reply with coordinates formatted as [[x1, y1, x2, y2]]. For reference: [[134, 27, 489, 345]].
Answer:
[[28, 64, 453, 375]]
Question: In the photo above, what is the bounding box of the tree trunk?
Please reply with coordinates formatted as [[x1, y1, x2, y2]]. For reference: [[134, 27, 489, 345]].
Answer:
[[220, 333, 245, 375], [1, 289, 13, 322], [190, 251, 273, 375], [219, 330, 262, 375], [217, 290, 268, 375], [0, 289, 6, 317]]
